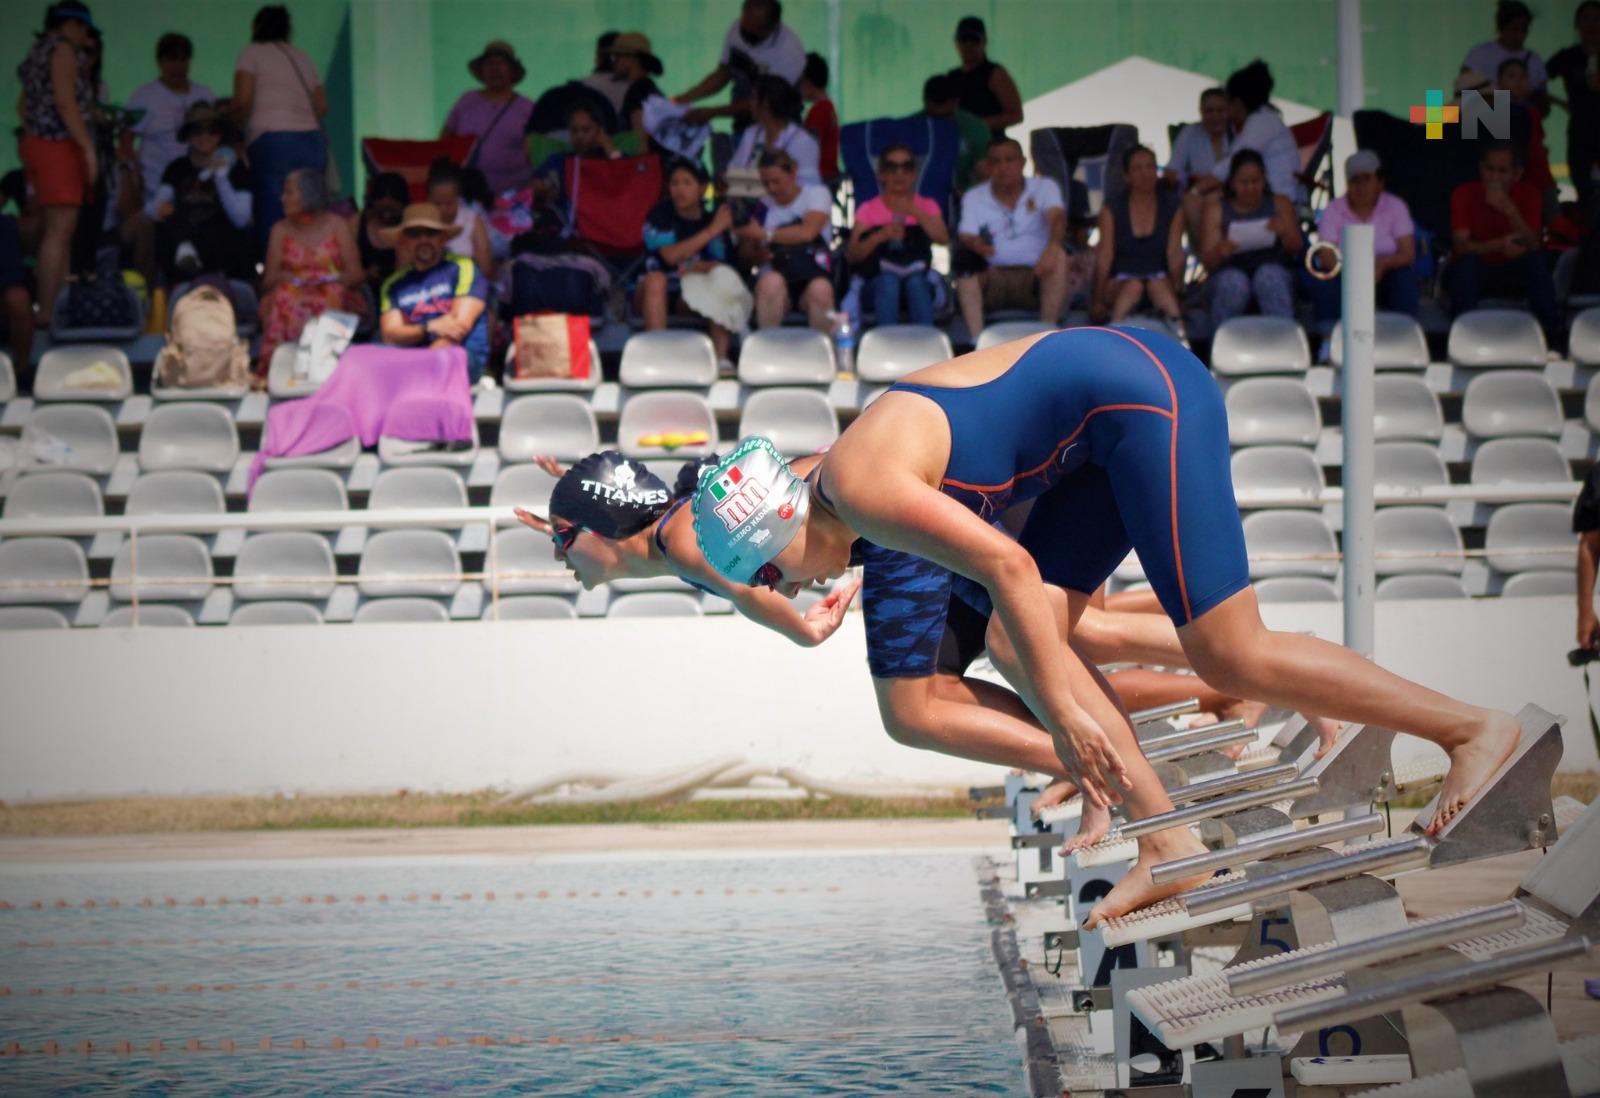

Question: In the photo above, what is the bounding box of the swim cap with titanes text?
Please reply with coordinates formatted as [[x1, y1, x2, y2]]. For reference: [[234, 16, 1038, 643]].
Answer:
[[691, 437, 810, 584], [548, 451, 672, 539]]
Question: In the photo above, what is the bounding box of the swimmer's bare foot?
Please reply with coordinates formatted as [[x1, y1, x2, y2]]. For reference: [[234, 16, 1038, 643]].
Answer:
[[1219, 698, 1268, 729], [1081, 830, 1210, 929], [1428, 712, 1522, 835], [1062, 800, 1112, 854], [1309, 716, 1344, 758], [1032, 778, 1078, 818]]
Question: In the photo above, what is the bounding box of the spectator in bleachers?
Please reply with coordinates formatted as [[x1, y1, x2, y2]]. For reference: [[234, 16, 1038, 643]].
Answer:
[[149, 101, 255, 284], [1496, 58, 1558, 220], [799, 53, 840, 182], [953, 137, 1069, 341], [1446, 142, 1561, 339], [730, 76, 822, 186], [946, 16, 1023, 138], [606, 33, 665, 151], [1201, 148, 1301, 330], [127, 33, 214, 207], [639, 159, 742, 363], [18, 1, 98, 329], [352, 171, 408, 291], [674, 0, 806, 127], [425, 158, 494, 282], [0, 215, 35, 373], [1463, 2, 1548, 98], [1547, 1, 1600, 210], [1091, 146, 1186, 336], [233, 5, 328, 252], [846, 143, 950, 326], [257, 168, 365, 379], [735, 148, 835, 330], [379, 202, 490, 382], [532, 104, 623, 206], [580, 31, 628, 121], [441, 41, 535, 197], [1217, 60, 1299, 201], [1308, 150, 1419, 323], [1574, 460, 1600, 651], [1165, 86, 1231, 233], [922, 74, 991, 193]]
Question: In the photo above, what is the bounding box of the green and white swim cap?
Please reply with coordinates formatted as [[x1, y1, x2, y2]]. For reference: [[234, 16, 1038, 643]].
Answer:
[[691, 436, 810, 584]]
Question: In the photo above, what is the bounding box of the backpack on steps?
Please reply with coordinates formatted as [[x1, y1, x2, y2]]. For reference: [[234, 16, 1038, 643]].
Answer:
[[154, 285, 249, 389]]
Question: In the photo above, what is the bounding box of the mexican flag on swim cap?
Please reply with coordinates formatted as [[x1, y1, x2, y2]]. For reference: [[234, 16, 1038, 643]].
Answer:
[[692, 437, 810, 584]]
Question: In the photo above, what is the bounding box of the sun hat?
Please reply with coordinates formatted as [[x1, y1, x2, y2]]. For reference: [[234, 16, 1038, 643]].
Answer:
[[692, 436, 810, 584], [469, 40, 527, 85], [608, 32, 664, 76]]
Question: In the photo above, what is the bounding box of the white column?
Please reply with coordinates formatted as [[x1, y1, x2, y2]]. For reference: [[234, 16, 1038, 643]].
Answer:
[[1341, 223, 1376, 655], [1337, 0, 1365, 117]]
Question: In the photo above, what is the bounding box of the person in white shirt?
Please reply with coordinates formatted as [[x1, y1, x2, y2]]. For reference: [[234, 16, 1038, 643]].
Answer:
[[733, 149, 835, 329], [1165, 86, 1231, 233], [1462, 1, 1548, 96], [729, 75, 821, 185], [1217, 60, 1300, 203], [127, 33, 214, 206], [674, 0, 805, 126], [953, 137, 1069, 340]]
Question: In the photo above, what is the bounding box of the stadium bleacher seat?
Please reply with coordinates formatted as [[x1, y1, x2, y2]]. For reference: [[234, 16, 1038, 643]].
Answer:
[[1373, 376, 1445, 441], [109, 534, 212, 601], [1469, 437, 1572, 485], [100, 604, 195, 628], [498, 395, 600, 462], [1252, 576, 1340, 602], [369, 467, 467, 511], [1242, 510, 1339, 579], [619, 330, 718, 388], [266, 343, 320, 400], [1484, 502, 1576, 575], [1376, 574, 1469, 599], [488, 527, 579, 595], [606, 591, 703, 618], [1373, 441, 1450, 491], [1329, 311, 1430, 369], [1448, 308, 1547, 368], [503, 338, 603, 393], [491, 463, 559, 513], [738, 389, 839, 457], [0, 537, 89, 604], [376, 422, 480, 467], [32, 345, 133, 401], [1499, 571, 1577, 597], [138, 403, 241, 472], [262, 434, 361, 471], [229, 601, 326, 626], [250, 468, 349, 515], [1210, 316, 1311, 376], [482, 595, 579, 621], [738, 328, 835, 387], [1461, 371, 1563, 439], [357, 529, 461, 597], [0, 606, 71, 630], [233, 531, 337, 601], [1373, 506, 1464, 575], [126, 470, 226, 516], [352, 597, 451, 624], [0, 350, 15, 402], [976, 320, 1053, 351], [1225, 377, 1321, 446], [617, 391, 719, 459], [1229, 446, 1324, 501], [20, 404, 119, 474], [3, 471, 103, 519], [1570, 307, 1600, 369], [856, 325, 953, 383], [1584, 373, 1600, 434]]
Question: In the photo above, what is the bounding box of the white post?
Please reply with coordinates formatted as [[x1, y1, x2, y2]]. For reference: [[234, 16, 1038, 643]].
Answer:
[[1337, 0, 1365, 117], [1341, 223, 1376, 655]]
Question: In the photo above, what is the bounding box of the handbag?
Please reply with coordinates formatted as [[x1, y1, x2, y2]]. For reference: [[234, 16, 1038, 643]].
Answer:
[[275, 43, 341, 197], [513, 313, 592, 380]]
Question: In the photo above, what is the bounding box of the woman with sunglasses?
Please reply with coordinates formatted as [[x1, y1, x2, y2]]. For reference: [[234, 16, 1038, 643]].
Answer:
[[150, 100, 256, 285], [690, 327, 1525, 926], [845, 143, 949, 326]]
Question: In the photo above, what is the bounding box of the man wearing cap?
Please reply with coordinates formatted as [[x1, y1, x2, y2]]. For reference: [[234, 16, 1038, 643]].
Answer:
[[1307, 150, 1419, 323], [149, 101, 255, 283], [128, 33, 215, 206], [944, 16, 1023, 138], [442, 41, 535, 195], [674, 0, 806, 127], [379, 204, 490, 383]]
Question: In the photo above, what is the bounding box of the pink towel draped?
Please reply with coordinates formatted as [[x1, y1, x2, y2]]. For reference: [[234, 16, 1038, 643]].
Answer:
[[248, 344, 475, 493]]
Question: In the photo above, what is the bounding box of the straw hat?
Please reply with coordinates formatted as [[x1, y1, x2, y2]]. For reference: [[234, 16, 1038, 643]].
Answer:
[[609, 32, 663, 76], [469, 40, 526, 85], [379, 203, 465, 247]]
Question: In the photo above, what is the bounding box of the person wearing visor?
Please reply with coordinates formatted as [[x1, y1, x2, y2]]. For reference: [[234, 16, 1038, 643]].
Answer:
[[691, 326, 1525, 927]]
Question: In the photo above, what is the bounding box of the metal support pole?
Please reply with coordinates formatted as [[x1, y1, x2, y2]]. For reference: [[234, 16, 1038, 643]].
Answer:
[[1337, 0, 1366, 118], [1341, 223, 1376, 655]]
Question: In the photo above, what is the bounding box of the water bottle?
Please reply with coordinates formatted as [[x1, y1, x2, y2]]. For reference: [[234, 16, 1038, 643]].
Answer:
[[831, 311, 856, 376]]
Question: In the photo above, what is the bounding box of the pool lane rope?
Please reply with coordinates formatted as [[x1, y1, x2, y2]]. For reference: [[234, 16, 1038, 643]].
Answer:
[[0, 1030, 863, 1057]]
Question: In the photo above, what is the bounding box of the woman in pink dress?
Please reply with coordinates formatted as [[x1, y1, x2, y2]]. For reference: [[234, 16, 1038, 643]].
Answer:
[[257, 167, 365, 380]]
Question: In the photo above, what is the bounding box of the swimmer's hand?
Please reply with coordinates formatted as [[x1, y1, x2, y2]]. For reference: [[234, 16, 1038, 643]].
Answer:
[[796, 578, 860, 646], [512, 506, 550, 535], [1050, 711, 1131, 809], [533, 455, 568, 479]]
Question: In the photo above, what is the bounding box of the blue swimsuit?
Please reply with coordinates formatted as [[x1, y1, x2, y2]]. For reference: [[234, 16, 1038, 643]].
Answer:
[[884, 326, 1250, 625]]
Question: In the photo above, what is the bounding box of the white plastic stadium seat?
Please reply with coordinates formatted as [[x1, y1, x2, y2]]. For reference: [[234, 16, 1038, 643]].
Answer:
[[32, 345, 133, 401], [617, 391, 718, 459], [262, 434, 360, 470], [1484, 502, 1576, 574], [230, 601, 325, 626], [976, 320, 1053, 350], [1470, 438, 1570, 485], [0, 538, 89, 603], [503, 337, 602, 393], [1461, 372, 1563, 439], [368, 466, 467, 511], [491, 463, 560, 513], [357, 529, 462, 597], [1376, 574, 1468, 600], [0, 606, 71, 629], [498, 395, 600, 462], [20, 404, 119, 474], [1252, 576, 1340, 602], [3, 472, 103, 519], [1373, 442, 1449, 492], [1229, 446, 1324, 500], [737, 328, 835, 386], [606, 591, 704, 618], [1448, 308, 1546, 368], [1242, 510, 1338, 579], [101, 604, 195, 628], [738, 389, 839, 456], [1210, 316, 1311, 376], [1372, 506, 1464, 575], [109, 534, 212, 601], [487, 527, 578, 594], [376, 422, 479, 467], [1571, 307, 1600, 369], [1587, 373, 1600, 434], [482, 595, 578, 621], [233, 531, 337, 600], [0, 350, 14, 402], [125, 470, 225, 516], [619, 330, 718, 388], [250, 468, 349, 514], [138, 403, 241, 472], [1500, 571, 1577, 597], [1372, 376, 1444, 442], [1329, 312, 1430, 370], [1225, 378, 1321, 447], [856, 325, 953, 383], [353, 597, 451, 624]]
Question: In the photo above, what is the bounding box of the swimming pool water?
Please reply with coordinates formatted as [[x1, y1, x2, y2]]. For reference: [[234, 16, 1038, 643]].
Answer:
[[0, 849, 1024, 1095]]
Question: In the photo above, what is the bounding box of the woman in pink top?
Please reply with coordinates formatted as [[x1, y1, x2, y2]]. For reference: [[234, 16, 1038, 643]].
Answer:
[[440, 41, 535, 197], [1309, 149, 1419, 323], [257, 168, 365, 381], [844, 144, 949, 326], [232, 4, 328, 251]]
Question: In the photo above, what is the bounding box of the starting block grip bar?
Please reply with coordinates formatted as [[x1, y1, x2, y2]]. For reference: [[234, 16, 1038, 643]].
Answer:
[[1131, 698, 1204, 726], [1227, 900, 1526, 996], [1150, 811, 1385, 886], [1164, 763, 1301, 807], [1120, 776, 1320, 840], [1140, 718, 1248, 754], [1144, 724, 1258, 763], [1273, 936, 1590, 1033], [1184, 834, 1433, 916]]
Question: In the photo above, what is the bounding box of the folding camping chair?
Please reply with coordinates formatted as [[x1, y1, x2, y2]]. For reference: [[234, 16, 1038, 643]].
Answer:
[[1028, 124, 1141, 224], [840, 115, 960, 221], [1290, 111, 1335, 228], [361, 137, 478, 201]]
